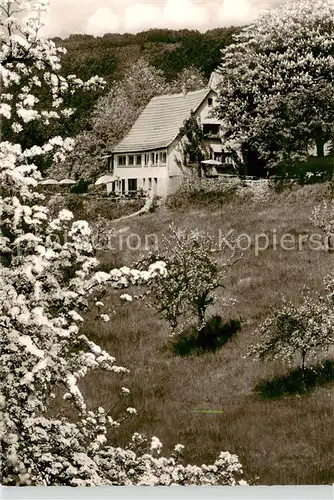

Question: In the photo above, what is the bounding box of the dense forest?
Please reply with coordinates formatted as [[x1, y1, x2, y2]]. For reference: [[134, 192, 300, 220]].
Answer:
[[57, 27, 240, 82], [53, 27, 240, 134]]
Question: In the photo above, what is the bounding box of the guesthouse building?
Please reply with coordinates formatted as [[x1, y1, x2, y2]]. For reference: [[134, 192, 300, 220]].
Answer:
[[102, 74, 235, 197]]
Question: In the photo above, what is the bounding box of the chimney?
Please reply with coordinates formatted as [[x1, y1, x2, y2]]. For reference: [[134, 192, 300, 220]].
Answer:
[[182, 83, 187, 96]]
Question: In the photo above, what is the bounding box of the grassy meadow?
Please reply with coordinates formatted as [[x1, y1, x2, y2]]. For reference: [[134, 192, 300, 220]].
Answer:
[[73, 182, 333, 485]]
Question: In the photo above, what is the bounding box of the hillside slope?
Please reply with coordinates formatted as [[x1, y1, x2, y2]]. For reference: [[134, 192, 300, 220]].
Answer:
[[57, 28, 239, 83], [61, 182, 334, 485]]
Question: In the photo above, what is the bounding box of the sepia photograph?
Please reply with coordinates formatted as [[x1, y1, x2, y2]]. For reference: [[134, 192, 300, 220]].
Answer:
[[0, 0, 333, 494]]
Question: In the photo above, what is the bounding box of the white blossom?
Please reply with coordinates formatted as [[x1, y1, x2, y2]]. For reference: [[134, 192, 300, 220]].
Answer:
[[100, 314, 110, 322], [120, 293, 133, 302], [214, 0, 334, 168], [150, 436, 163, 454], [126, 407, 137, 415], [0, 0, 246, 487]]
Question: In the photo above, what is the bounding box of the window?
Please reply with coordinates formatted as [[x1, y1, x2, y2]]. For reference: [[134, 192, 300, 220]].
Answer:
[[128, 155, 134, 166], [208, 97, 213, 106], [203, 123, 220, 136], [107, 156, 113, 172], [221, 152, 233, 164], [107, 181, 116, 195], [144, 153, 150, 166], [155, 152, 159, 164], [135, 154, 142, 166], [128, 178, 137, 192], [118, 155, 126, 166], [158, 151, 167, 164], [150, 153, 154, 164]]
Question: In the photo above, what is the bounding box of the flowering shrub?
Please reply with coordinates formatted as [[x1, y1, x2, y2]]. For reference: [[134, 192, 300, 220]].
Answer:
[[0, 0, 246, 486], [246, 290, 334, 374], [182, 176, 240, 194], [310, 199, 334, 250], [0, 1, 104, 159], [138, 225, 237, 335], [95, 444, 246, 486]]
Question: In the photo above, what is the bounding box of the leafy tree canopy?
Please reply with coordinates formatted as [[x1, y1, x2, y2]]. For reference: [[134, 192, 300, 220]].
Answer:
[[214, 0, 334, 170]]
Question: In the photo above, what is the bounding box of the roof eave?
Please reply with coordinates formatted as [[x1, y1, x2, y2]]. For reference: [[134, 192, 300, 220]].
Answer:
[[112, 144, 170, 154]]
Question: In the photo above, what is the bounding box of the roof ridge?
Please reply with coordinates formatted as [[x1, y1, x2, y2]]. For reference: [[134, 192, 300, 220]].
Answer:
[[150, 87, 210, 100]]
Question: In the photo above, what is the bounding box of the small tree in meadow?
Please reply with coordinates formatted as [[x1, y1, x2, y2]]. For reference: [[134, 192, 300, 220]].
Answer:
[[140, 225, 236, 336], [246, 291, 334, 386], [310, 199, 334, 251]]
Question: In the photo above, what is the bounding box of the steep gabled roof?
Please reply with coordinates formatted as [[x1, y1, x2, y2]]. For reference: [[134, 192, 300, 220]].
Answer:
[[208, 71, 223, 91], [113, 87, 212, 154]]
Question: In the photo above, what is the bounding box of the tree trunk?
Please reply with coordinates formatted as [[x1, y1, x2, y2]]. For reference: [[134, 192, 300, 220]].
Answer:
[[301, 351, 307, 392], [329, 158, 334, 200], [197, 162, 202, 179], [315, 137, 325, 158], [196, 291, 209, 339], [197, 306, 205, 331], [197, 319, 207, 351]]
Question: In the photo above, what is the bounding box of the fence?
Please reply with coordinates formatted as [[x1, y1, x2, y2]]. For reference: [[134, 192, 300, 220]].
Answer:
[[214, 173, 268, 182]]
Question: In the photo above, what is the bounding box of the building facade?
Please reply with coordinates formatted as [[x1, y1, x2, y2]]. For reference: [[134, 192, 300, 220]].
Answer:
[[103, 77, 234, 197]]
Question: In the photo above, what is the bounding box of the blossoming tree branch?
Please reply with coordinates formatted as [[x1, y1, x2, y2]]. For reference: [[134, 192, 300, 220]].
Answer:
[[0, 0, 246, 486]]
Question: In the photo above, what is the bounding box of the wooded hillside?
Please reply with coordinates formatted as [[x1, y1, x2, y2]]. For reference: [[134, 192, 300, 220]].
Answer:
[[57, 27, 240, 83]]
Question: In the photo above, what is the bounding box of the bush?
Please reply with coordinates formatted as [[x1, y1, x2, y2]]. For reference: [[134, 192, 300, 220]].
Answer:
[[172, 316, 241, 356], [246, 290, 334, 381], [273, 156, 334, 185], [71, 178, 90, 194], [140, 226, 233, 333], [167, 178, 239, 209], [65, 195, 85, 216]]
